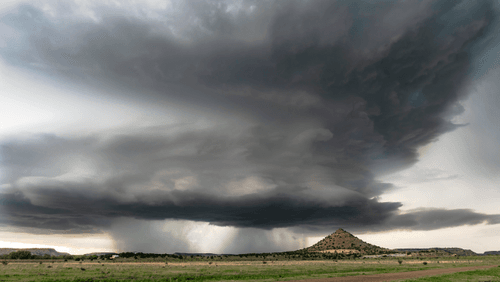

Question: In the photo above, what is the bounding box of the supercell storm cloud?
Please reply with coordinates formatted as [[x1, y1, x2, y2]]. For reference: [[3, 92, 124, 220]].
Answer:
[[1, 0, 499, 247]]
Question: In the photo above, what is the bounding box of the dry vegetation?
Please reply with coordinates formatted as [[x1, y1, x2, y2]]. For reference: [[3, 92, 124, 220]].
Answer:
[[0, 256, 499, 282]]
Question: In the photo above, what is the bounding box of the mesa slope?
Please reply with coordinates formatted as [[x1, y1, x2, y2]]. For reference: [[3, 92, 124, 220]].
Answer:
[[302, 228, 391, 255]]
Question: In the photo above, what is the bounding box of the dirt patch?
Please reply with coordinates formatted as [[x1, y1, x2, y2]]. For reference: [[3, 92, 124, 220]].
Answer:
[[285, 265, 498, 282]]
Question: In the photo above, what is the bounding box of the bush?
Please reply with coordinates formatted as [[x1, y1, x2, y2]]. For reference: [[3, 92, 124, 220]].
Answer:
[[423, 262, 428, 265], [8, 250, 32, 260]]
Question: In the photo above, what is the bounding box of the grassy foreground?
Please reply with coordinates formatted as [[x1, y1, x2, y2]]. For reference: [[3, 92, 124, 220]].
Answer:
[[0, 256, 499, 282], [404, 265, 500, 281]]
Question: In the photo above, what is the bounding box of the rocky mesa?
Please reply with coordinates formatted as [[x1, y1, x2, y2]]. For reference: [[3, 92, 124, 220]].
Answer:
[[302, 228, 392, 255], [0, 248, 70, 257]]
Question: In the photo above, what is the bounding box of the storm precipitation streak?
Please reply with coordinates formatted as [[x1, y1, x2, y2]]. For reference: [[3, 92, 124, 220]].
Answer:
[[0, 0, 499, 253]]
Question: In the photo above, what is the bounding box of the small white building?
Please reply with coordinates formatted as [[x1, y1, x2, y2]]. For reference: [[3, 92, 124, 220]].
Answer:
[[111, 255, 119, 259]]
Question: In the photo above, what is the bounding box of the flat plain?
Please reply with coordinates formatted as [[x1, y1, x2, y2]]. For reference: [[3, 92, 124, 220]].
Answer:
[[1, 256, 499, 282]]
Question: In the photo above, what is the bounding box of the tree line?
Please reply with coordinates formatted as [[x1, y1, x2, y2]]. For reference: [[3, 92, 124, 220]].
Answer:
[[1, 250, 363, 261]]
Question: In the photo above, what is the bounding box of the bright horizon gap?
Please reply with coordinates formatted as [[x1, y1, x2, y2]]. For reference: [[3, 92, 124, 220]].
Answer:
[[1, 224, 498, 255]]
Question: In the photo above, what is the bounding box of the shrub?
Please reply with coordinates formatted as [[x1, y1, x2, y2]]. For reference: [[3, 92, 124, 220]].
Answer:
[[1, 261, 8, 265], [8, 250, 32, 260], [398, 259, 403, 265], [423, 262, 428, 265]]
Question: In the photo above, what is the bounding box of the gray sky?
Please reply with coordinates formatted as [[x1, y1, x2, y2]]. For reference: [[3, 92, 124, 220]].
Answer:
[[1, 0, 499, 254]]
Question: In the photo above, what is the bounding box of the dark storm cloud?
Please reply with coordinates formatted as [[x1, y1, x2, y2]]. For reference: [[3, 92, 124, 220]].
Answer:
[[1, 130, 498, 234], [387, 209, 500, 231], [0, 130, 398, 231], [0, 190, 110, 233], [1, 0, 499, 236]]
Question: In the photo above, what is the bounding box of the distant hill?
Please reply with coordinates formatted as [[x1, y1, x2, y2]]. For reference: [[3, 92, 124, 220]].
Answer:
[[395, 248, 477, 256], [174, 252, 236, 257], [0, 248, 70, 257], [302, 228, 392, 255], [83, 252, 118, 256], [483, 251, 500, 255]]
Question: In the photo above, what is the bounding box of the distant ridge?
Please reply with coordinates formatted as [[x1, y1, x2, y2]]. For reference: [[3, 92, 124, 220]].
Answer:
[[174, 252, 236, 257], [0, 248, 70, 257], [302, 228, 392, 255], [83, 252, 118, 256], [395, 248, 477, 256], [484, 251, 500, 255]]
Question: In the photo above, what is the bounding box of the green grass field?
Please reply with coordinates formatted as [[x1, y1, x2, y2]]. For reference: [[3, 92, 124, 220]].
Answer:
[[403, 265, 500, 281], [1, 256, 499, 281]]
